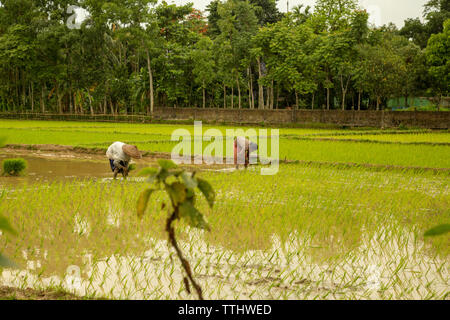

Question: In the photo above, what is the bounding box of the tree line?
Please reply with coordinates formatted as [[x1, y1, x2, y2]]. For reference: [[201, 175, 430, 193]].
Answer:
[[0, 0, 448, 115]]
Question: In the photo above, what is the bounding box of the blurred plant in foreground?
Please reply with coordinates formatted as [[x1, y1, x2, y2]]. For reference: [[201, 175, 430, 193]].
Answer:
[[137, 159, 215, 300]]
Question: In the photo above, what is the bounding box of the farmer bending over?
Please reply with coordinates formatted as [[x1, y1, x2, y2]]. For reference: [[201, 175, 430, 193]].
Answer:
[[106, 142, 142, 179], [234, 136, 258, 169]]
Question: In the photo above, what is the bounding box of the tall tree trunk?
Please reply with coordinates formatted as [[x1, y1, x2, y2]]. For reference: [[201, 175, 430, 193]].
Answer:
[[376, 96, 380, 111], [30, 82, 34, 112], [358, 91, 361, 111], [87, 91, 94, 115], [295, 91, 299, 110], [56, 83, 62, 114], [311, 92, 315, 110], [21, 70, 26, 108], [236, 74, 241, 109], [326, 88, 330, 110], [110, 97, 115, 115], [223, 84, 226, 108], [341, 89, 347, 110], [257, 57, 264, 109], [69, 85, 73, 114], [145, 47, 154, 115], [202, 81, 206, 109], [276, 84, 279, 109], [270, 80, 274, 110], [40, 84, 46, 113], [341, 75, 350, 111], [15, 68, 19, 108], [231, 85, 234, 109], [248, 67, 254, 109]]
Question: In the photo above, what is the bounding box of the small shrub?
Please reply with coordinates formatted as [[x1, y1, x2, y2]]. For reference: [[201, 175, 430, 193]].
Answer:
[[2, 158, 27, 176]]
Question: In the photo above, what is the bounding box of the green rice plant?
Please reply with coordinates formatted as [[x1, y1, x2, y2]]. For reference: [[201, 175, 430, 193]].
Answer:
[[2, 158, 27, 176], [0, 213, 17, 268], [137, 159, 216, 300]]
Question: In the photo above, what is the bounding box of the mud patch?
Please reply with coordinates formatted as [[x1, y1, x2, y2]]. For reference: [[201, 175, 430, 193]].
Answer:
[[0, 285, 92, 300]]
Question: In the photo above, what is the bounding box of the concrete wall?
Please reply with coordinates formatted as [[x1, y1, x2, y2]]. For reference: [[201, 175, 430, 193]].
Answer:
[[153, 108, 449, 129], [0, 109, 449, 128]]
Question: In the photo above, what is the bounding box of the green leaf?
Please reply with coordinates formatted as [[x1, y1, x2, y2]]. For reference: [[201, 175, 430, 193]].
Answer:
[[169, 169, 184, 177], [157, 168, 170, 182], [0, 215, 17, 236], [197, 178, 215, 208], [179, 201, 210, 231], [181, 172, 198, 190], [138, 167, 158, 176], [158, 159, 178, 170], [424, 224, 450, 237], [166, 182, 186, 206], [0, 253, 18, 269], [137, 188, 154, 219]]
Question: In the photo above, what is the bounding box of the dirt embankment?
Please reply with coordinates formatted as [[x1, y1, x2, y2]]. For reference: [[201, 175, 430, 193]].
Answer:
[[3, 144, 171, 162]]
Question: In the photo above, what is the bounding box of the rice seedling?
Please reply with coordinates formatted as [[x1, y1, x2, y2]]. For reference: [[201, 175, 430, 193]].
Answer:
[[0, 119, 448, 300], [0, 161, 447, 299]]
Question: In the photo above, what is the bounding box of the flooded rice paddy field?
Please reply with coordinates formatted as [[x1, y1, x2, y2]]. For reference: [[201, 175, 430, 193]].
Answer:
[[0, 151, 448, 300], [0, 120, 448, 299], [0, 120, 449, 168]]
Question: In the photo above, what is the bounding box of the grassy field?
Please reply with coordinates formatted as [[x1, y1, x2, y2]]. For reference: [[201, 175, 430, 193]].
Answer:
[[0, 120, 449, 168], [0, 119, 448, 300]]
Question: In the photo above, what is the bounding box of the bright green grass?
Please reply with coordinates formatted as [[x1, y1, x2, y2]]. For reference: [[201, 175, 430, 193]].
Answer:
[[278, 139, 450, 168], [316, 133, 450, 144], [0, 119, 375, 136], [0, 120, 449, 168]]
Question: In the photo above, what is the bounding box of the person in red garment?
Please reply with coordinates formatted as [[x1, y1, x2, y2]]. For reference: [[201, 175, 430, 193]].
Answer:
[[233, 136, 258, 169]]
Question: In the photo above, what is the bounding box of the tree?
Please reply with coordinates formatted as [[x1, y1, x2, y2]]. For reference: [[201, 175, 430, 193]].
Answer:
[[313, 0, 358, 32], [249, 0, 282, 26], [426, 19, 450, 109], [400, 0, 450, 49], [356, 42, 405, 110], [215, 0, 258, 109], [191, 36, 215, 108]]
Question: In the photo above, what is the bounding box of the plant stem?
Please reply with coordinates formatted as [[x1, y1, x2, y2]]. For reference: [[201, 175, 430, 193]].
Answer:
[[165, 209, 204, 300]]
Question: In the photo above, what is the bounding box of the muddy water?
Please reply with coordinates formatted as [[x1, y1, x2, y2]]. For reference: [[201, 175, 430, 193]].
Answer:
[[0, 153, 151, 186], [0, 150, 241, 186]]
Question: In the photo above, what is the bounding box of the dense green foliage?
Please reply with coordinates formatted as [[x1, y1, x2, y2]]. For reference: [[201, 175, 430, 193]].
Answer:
[[2, 158, 27, 176], [0, 0, 448, 114]]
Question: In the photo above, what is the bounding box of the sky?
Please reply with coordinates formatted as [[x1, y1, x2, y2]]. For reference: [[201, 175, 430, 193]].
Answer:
[[168, 0, 429, 28], [71, 0, 429, 28]]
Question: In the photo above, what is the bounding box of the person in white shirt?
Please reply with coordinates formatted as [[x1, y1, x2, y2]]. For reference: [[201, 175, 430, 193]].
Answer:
[[233, 136, 258, 169], [106, 142, 142, 179]]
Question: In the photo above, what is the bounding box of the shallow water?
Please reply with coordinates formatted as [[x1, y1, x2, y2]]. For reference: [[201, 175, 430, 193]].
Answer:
[[0, 152, 249, 186], [1, 228, 448, 300], [0, 153, 151, 186]]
